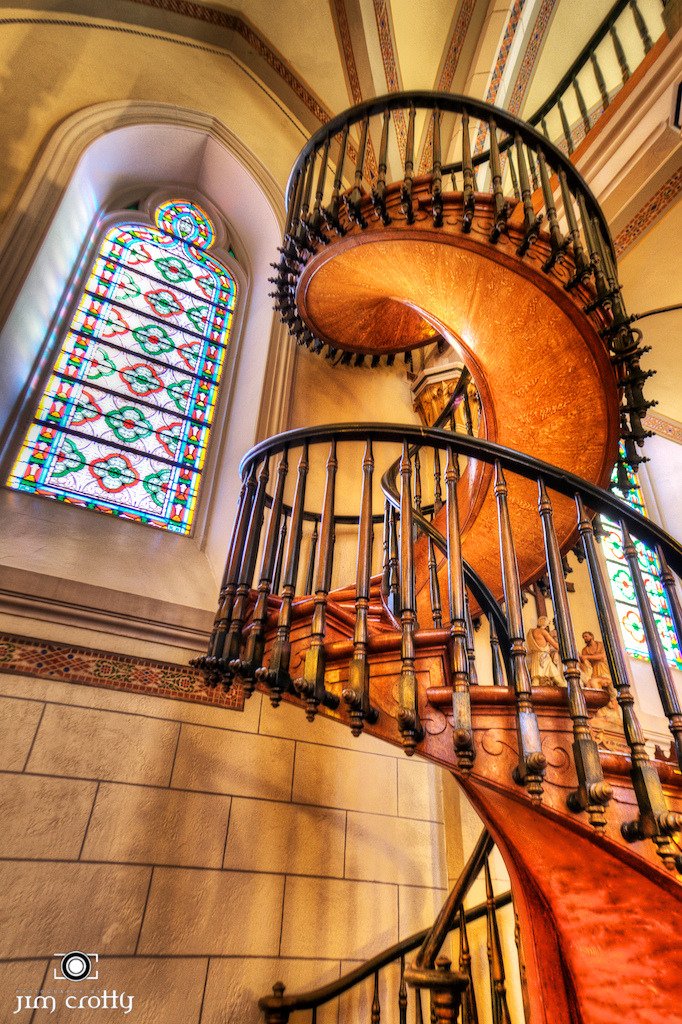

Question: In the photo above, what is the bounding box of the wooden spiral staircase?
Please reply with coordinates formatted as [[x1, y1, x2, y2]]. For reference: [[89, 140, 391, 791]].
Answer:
[[196, 8, 682, 1021]]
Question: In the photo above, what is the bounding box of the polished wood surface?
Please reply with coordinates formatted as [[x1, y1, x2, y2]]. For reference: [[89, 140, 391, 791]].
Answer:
[[295, 184, 619, 600]]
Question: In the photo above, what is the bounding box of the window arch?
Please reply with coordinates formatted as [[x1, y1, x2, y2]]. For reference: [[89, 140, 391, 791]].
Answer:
[[7, 196, 237, 536]]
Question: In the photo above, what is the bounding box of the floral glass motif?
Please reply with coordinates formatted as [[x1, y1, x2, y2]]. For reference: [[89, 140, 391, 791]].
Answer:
[[8, 201, 236, 534], [601, 450, 682, 670]]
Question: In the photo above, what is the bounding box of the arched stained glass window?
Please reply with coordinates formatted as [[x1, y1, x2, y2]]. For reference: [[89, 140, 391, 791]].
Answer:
[[7, 198, 237, 535], [601, 449, 682, 670]]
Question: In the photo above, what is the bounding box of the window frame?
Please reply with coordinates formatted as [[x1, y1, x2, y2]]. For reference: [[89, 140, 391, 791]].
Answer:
[[3, 189, 249, 545]]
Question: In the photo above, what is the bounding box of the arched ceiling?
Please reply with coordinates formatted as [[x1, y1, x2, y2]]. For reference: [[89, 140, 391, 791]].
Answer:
[[16, 0, 647, 146]]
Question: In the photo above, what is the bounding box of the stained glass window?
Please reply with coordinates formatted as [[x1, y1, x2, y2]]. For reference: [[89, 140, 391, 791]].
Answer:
[[601, 449, 682, 670], [7, 199, 236, 535]]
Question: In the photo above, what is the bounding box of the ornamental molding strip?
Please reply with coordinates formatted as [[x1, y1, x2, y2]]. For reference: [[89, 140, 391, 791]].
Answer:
[[0, 631, 244, 710], [643, 410, 682, 445], [614, 164, 682, 255]]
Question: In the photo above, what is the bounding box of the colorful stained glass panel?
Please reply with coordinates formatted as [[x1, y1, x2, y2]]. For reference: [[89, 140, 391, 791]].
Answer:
[[601, 450, 682, 670], [8, 202, 236, 535]]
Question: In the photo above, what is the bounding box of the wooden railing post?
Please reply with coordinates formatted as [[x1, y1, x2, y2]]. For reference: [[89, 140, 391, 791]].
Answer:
[[344, 439, 379, 734], [538, 480, 612, 828], [494, 462, 546, 799], [445, 448, 475, 771], [577, 498, 681, 867], [397, 441, 423, 753]]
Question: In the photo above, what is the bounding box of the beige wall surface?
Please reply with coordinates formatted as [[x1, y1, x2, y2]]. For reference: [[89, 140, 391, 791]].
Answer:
[[0, 671, 449, 1023]]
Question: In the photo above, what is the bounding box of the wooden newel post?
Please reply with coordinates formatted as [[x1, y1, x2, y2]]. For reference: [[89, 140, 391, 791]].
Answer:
[[259, 982, 291, 1024], [430, 958, 467, 1024]]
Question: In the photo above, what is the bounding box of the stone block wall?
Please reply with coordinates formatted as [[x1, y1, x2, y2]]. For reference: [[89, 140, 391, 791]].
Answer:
[[0, 670, 448, 1023]]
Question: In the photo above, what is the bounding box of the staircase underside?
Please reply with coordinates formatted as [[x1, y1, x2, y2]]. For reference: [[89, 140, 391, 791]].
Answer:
[[295, 185, 620, 599]]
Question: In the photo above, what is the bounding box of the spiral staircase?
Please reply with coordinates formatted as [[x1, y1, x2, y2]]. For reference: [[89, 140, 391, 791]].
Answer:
[[195, 6, 682, 1022]]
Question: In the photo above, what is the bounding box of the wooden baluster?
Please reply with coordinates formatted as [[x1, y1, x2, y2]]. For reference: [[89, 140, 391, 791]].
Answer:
[[576, 499, 680, 867], [311, 1007, 316, 1024], [256, 445, 309, 705], [537, 149, 565, 271], [387, 503, 401, 618], [515, 134, 539, 257], [526, 146, 539, 191], [239, 451, 289, 693], [287, 169, 305, 249], [381, 498, 391, 603], [428, 537, 443, 629], [610, 23, 631, 84], [398, 442, 423, 754], [494, 462, 546, 799], [461, 110, 475, 232], [431, 108, 444, 227], [657, 547, 682, 656], [464, 593, 479, 686], [324, 123, 349, 235], [445, 448, 475, 770], [540, 116, 551, 140], [488, 119, 507, 242], [372, 108, 392, 225], [272, 517, 288, 596], [507, 147, 520, 200], [371, 971, 381, 1024], [463, 391, 474, 436], [223, 457, 271, 683], [622, 522, 682, 771], [485, 861, 512, 1024], [490, 619, 506, 687], [414, 450, 422, 515], [346, 115, 369, 228], [433, 447, 443, 513], [401, 104, 416, 224], [299, 155, 316, 240], [297, 441, 341, 719], [202, 477, 247, 671], [513, 912, 532, 1024], [538, 481, 612, 827], [577, 194, 610, 305], [399, 956, 408, 1024], [559, 170, 591, 286], [308, 138, 330, 242], [631, 0, 652, 52], [557, 96, 574, 154], [305, 519, 319, 596], [206, 464, 258, 679], [591, 52, 610, 109], [573, 77, 591, 137], [415, 988, 424, 1024], [458, 906, 478, 1024], [344, 439, 379, 734]]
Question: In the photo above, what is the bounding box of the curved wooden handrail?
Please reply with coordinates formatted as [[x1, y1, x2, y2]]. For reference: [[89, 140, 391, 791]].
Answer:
[[239, 423, 682, 577]]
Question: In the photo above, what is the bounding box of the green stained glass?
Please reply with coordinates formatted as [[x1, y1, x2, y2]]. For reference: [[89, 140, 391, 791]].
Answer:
[[601, 445, 682, 671], [7, 200, 236, 534]]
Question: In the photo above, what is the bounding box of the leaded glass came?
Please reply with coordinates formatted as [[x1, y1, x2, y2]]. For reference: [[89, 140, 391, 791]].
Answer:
[[7, 200, 236, 535], [601, 452, 682, 670]]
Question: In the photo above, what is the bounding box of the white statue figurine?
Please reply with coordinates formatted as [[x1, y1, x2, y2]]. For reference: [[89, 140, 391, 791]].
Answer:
[[526, 615, 565, 686]]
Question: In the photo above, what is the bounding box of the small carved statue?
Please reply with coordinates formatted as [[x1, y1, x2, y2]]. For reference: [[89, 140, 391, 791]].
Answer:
[[579, 631, 611, 688], [526, 615, 564, 686]]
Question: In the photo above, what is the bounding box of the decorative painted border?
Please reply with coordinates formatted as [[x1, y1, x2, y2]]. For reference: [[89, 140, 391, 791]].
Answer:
[[614, 165, 682, 256], [474, 0, 528, 153], [372, 0, 407, 156], [0, 632, 244, 710], [418, 0, 478, 174], [331, 0, 377, 175], [129, 0, 332, 126], [506, 0, 558, 116], [643, 411, 682, 445]]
